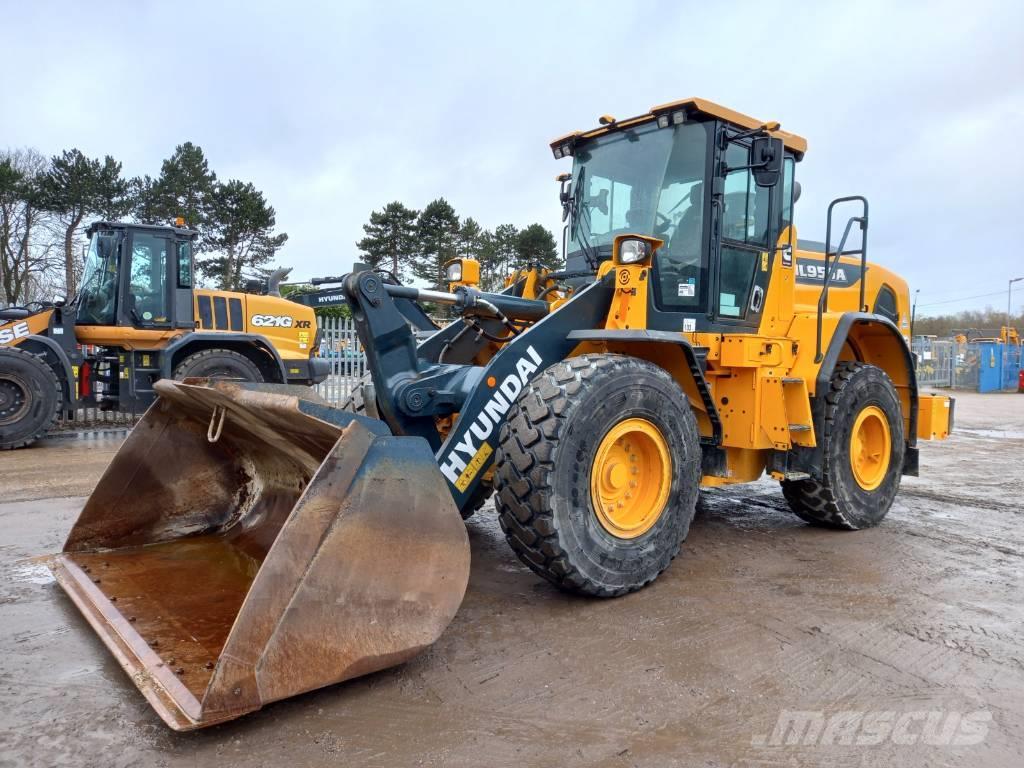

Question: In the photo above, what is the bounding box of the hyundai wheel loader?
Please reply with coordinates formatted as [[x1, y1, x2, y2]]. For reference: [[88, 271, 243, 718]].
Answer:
[[47, 98, 953, 730], [0, 220, 330, 449]]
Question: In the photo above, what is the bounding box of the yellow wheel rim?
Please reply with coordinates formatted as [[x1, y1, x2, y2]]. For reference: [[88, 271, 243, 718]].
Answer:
[[849, 405, 891, 491], [590, 418, 672, 539]]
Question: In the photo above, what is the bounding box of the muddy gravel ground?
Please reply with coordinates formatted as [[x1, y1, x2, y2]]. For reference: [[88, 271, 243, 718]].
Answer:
[[1, 392, 1021, 767]]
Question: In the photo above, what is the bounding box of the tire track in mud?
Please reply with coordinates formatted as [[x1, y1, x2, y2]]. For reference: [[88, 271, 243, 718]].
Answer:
[[898, 486, 1022, 515]]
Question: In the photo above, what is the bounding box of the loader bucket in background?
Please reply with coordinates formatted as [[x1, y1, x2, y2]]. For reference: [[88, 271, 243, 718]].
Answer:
[[47, 379, 470, 731]]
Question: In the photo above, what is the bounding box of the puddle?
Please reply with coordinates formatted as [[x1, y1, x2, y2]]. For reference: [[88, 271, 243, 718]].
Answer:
[[9, 561, 56, 585], [45, 428, 131, 442]]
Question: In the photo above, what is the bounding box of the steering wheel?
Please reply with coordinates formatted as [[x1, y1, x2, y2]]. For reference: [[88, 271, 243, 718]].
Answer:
[[654, 211, 673, 236], [81, 277, 115, 321]]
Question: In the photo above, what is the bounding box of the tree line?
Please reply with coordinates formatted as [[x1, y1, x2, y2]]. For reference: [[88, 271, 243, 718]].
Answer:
[[914, 307, 1024, 338], [356, 199, 559, 291], [1, 141, 561, 310], [0, 143, 286, 305]]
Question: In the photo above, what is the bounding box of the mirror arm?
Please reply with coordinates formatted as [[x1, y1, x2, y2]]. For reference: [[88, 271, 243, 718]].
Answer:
[[722, 160, 770, 175]]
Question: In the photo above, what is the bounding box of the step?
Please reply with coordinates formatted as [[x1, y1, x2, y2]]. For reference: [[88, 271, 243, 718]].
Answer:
[[783, 471, 811, 481], [788, 424, 812, 432]]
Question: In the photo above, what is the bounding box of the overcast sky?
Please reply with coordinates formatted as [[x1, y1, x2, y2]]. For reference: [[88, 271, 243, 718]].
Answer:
[[5, 0, 1022, 316]]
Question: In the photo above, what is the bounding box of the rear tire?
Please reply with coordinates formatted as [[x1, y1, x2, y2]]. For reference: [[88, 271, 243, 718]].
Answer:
[[0, 346, 62, 450], [173, 348, 264, 382], [493, 354, 701, 597], [781, 361, 904, 529]]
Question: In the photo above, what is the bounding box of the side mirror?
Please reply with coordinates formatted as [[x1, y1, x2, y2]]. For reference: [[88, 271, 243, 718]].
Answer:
[[751, 136, 784, 187]]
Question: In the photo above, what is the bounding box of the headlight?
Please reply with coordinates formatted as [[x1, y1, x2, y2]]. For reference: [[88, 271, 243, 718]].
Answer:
[[446, 262, 463, 282], [618, 239, 651, 264]]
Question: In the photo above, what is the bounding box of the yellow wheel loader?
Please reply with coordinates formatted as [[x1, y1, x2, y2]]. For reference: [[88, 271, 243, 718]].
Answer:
[[0, 220, 330, 449], [48, 98, 953, 730]]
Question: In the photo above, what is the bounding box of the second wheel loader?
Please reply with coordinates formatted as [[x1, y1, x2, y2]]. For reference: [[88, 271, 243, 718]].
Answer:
[[48, 98, 953, 730], [0, 220, 330, 449]]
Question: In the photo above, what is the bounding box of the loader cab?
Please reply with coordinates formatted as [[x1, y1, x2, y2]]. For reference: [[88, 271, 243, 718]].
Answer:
[[558, 100, 801, 333], [77, 222, 198, 331]]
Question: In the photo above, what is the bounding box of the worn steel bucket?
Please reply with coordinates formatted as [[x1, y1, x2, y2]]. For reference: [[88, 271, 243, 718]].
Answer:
[[48, 379, 469, 730]]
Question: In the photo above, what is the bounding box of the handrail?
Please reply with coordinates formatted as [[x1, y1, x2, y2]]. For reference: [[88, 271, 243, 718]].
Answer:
[[814, 196, 869, 362]]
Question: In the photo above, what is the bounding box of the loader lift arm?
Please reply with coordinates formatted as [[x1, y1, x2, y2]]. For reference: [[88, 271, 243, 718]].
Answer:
[[342, 269, 614, 512]]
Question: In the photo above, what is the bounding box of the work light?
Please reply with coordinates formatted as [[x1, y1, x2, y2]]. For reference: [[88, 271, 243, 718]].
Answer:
[[618, 238, 651, 264], [446, 262, 462, 282]]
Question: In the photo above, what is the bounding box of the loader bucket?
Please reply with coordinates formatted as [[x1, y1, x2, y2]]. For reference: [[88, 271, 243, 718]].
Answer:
[[47, 379, 470, 730]]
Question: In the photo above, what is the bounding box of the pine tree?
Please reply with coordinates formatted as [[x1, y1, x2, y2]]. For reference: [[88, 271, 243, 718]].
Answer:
[[356, 201, 419, 281], [515, 224, 560, 271], [138, 142, 217, 249], [201, 180, 288, 290], [458, 217, 485, 261], [413, 198, 460, 289], [38, 149, 131, 296], [479, 223, 519, 291]]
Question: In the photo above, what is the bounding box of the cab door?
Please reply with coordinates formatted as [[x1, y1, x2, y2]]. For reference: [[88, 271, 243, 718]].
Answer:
[[121, 231, 172, 328], [713, 141, 776, 328]]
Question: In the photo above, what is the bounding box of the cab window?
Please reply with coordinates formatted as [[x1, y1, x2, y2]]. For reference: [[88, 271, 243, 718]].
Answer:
[[716, 142, 772, 320], [129, 233, 170, 325], [722, 143, 771, 247], [781, 157, 795, 231], [874, 285, 898, 322], [177, 241, 193, 288]]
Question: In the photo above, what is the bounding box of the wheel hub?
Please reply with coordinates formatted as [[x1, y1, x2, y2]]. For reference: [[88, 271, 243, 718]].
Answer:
[[849, 405, 891, 491], [0, 375, 31, 426], [590, 418, 672, 539]]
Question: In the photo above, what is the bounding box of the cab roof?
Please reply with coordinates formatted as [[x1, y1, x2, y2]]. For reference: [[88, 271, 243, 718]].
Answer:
[[549, 97, 807, 159], [86, 220, 199, 239]]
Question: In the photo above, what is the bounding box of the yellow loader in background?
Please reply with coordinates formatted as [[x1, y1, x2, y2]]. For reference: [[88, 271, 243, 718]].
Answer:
[[48, 98, 952, 729], [0, 220, 330, 449]]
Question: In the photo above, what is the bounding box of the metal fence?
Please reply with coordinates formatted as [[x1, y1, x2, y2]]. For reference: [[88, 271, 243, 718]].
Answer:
[[913, 338, 956, 389], [912, 337, 1022, 392], [1002, 343, 1022, 391], [59, 407, 139, 428], [314, 316, 367, 405]]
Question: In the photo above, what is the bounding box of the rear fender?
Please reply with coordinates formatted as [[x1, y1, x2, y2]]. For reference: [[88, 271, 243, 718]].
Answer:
[[797, 312, 918, 478]]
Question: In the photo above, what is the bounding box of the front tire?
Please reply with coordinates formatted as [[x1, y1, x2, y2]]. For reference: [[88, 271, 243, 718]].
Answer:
[[782, 361, 905, 529], [493, 354, 701, 597], [0, 347, 62, 450]]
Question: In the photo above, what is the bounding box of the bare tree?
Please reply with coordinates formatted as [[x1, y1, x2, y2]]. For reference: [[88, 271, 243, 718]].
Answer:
[[0, 148, 61, 306]]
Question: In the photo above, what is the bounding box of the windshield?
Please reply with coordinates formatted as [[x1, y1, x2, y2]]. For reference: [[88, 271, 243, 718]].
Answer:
[[568, 119, 712, 309], [77, 231, 120, 325]]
